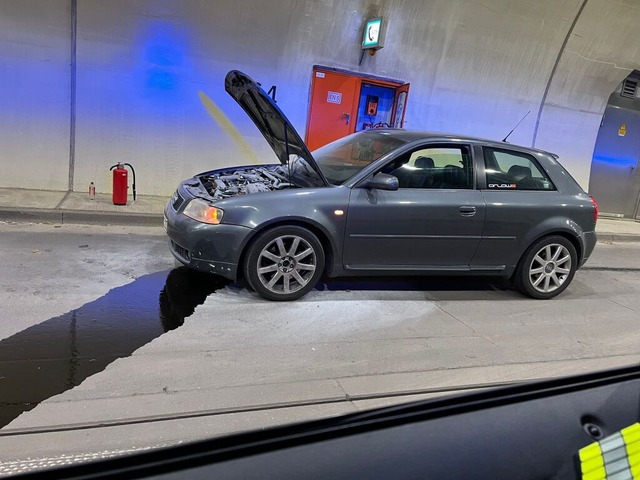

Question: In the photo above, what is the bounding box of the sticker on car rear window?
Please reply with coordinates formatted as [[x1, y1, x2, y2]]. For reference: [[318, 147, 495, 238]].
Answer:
[[488, 183, 517, 189]]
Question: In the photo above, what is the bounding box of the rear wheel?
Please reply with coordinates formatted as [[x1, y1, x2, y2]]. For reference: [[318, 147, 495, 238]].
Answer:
[[244, 226, 325, 301], [514, 235, 577, 299]]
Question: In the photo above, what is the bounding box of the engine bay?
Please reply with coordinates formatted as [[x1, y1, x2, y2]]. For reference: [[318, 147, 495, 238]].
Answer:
[[199, 166, 293, 199]]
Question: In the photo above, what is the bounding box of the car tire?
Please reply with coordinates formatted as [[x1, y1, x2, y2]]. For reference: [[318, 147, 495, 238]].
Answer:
[[244, 226, 325, 301], [514, 235, 578, 299]]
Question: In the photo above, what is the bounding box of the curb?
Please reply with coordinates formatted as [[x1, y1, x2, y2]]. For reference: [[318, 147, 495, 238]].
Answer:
[[0, 207, 163, 227], [596, 233, 640, 243]]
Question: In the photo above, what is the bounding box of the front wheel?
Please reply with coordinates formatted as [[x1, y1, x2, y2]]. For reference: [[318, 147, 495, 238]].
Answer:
[[244, 226, 325, 301], [514, 235, 577, 299]]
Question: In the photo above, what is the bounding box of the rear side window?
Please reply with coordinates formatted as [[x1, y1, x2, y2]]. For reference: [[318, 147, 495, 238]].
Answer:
[[483, 148, 556, 191]]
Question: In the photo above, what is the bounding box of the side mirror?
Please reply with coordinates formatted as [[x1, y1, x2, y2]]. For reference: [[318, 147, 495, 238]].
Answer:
[[363, 173, 399, 191]]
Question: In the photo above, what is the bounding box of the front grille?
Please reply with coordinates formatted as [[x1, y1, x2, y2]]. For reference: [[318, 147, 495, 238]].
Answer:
[[171, 191, 185, 211], [171, 241, 190, 260]]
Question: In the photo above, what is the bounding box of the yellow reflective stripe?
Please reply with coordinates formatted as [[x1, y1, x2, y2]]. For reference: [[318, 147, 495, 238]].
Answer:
[[580, 441, 605, 479], [622, 424, 640, 442], [582, 455, 605, 474], [622, 423, 640, 478], [580, 442, 604, 463], [582, 466, 606, 480], [630, 458, 640, 480], [628, 440, 640, 456], [579, 424, 640, 480]]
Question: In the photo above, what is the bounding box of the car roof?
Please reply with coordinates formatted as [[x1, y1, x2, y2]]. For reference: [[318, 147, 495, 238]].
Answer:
[[365, 129, 559, 159]]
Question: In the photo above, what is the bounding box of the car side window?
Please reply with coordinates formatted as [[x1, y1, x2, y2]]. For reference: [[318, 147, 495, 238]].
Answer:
[[484, 148, 556, 191], [380, 145, 474, 189]]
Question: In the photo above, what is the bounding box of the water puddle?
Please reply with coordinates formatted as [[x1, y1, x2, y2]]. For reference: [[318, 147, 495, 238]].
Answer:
[[0, 267, 230, 429], [0, 268, 505, 428]]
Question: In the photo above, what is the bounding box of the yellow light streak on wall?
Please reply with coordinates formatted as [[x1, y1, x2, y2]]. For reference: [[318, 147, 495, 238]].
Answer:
[[198, 91, 260, 164]]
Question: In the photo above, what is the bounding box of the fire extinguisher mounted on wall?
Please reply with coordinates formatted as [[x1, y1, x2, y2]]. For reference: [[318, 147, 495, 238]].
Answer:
[[109, 162, 137, 206]]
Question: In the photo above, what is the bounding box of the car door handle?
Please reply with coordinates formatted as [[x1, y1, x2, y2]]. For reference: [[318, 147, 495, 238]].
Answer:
[[459, 206, 476, 217]]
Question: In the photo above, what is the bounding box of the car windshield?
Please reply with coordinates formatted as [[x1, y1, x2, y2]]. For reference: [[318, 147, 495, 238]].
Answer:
[[312, 131, 409, 185]]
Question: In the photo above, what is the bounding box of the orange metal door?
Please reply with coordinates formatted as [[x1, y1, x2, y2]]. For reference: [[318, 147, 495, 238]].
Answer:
[[305, 70, 359, 151]]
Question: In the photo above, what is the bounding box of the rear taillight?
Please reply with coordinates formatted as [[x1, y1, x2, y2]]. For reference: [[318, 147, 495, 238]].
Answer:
[[590, 196, 598, 224]]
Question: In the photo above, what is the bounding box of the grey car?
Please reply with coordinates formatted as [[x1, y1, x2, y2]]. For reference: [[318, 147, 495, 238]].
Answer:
[[165, 70, 598, 301]]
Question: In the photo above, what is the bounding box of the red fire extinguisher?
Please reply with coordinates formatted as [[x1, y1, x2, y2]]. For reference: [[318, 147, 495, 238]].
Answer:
[[109, 162, 137, 205]]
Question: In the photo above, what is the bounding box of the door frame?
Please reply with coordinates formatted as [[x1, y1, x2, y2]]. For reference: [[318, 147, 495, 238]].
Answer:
[[588, 95, 640, 218], [305, 65, 408, 146]]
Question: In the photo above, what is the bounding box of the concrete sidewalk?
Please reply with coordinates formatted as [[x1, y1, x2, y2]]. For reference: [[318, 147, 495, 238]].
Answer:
[[0, 187, 167, 226], [0, 187, 639, 241]]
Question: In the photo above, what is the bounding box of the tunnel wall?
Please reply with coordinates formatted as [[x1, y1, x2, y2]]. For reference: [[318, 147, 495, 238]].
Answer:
[[534, 0, 640, 188], [0, 1, 71, 191], [1, 0, 639, 195]]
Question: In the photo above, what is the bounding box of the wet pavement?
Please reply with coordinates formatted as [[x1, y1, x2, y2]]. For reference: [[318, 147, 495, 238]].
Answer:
[[2, 249, 639, 432], [0, 242, 638, 475], [0, 266, 508, 430], [0, 268, 230, 428]]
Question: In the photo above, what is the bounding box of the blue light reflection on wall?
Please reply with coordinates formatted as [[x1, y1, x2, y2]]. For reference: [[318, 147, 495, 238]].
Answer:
[[139, 20, 188, 102], [592, 155, 637, 167], [76, 16, 199, 123]]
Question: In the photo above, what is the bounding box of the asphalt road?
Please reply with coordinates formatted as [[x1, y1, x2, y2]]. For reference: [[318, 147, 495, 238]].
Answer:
[[1, 222, 639, 475]]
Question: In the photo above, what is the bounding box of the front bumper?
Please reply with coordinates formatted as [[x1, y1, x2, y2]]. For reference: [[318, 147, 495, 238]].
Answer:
[[164, 200, 253, 281]]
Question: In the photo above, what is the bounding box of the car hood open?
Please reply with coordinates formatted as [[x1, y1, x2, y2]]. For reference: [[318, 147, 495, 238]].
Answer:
[[225, 70, 328, 187]]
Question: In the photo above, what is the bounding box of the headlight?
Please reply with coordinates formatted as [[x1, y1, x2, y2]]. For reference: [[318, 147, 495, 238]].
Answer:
[[183, 199, 224, 224]]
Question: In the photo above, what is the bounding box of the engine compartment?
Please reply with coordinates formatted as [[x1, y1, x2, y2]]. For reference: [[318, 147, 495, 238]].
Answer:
[[199, 166, 293, 199]]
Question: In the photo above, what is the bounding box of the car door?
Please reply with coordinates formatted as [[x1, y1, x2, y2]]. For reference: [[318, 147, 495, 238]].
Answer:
[[342, 143, 486, 271], [473, 145, 560, 270]]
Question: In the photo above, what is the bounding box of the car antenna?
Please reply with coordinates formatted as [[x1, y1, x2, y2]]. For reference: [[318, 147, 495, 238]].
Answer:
[[502, 111, 531, 143]]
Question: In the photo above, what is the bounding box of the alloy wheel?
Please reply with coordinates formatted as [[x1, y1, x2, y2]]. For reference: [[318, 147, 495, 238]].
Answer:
[[528, 243, 572, 294], [257, 235, 317, 295]]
